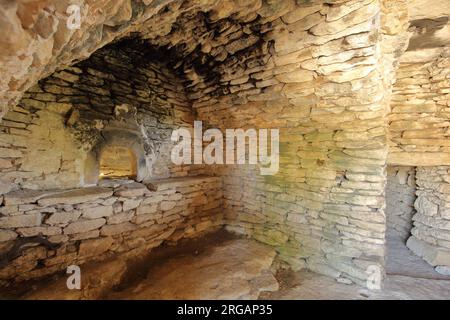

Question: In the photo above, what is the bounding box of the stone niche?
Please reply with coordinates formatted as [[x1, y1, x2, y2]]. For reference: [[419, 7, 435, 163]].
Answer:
[[0, 39, 196, 192], [85, 128, 147, 185], [99, 145, 137, 179]]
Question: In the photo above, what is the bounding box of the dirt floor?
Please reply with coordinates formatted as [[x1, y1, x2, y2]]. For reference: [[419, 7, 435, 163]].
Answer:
[[1, 229, 449, 300]]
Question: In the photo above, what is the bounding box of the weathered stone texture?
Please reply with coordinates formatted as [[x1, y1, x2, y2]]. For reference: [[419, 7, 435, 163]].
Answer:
[[389, 48, 450, 166], [407, 166, 450, 271], [0, 177, 222, 282], [386, 166, 416, 239], [0, 0, 429, 287]]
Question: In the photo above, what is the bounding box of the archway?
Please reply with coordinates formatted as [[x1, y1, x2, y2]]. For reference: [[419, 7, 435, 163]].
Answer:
[[84, 129, 148, 185], [99, 145, 138, 179]]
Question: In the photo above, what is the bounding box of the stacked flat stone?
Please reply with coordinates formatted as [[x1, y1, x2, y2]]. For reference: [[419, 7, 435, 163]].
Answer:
[[0, 0, 414, 287], [0, 176, 223, 283], [0, 44, 197, 193], [407, 167, 450, 275], [182, 0, 407, 286], [386, 166, 416, 239], [389, 48, 450, 166]]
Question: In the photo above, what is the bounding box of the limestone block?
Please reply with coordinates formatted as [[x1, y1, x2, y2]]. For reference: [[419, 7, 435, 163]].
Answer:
[[281, 5, 322, 24], [17, 226, 62, 237], [70, 230, 100, 241], [46, 210, 82, 225], [114, 182, 149, 197], [100, 222, 136, 236], [136, 204, 158, 215], [0, 212, 41, 228], [161, 201, 176, 211], [82, 205, 114, 219], [435, 266, 450, 275], [64, 218, 106, 235], [3, 189, 59, 205], [78, 237, 114, 257], [407, 236, 450, 266], [275, 69, 315, 83], [38, 188, 114, 206], [107, 210, 135, 225], [122, 199, 142, 211], [0, 229, 18, 242]]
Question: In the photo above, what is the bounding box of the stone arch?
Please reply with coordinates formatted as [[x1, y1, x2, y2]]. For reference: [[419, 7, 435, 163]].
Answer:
[[84, 129, 148, 185]]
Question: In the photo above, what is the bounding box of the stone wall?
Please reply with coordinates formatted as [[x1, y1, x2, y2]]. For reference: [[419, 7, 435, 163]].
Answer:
[[0, 176, 222, 283], [0, 0, 414, 286], [387, 45, 450, 273], [99, 146, 137, 178], [407, 166, 450, 274], [388, 48, 450, 166], [0, 42, 196, 194], [174, 0, 405, 286], [386, 166, 416, 239]]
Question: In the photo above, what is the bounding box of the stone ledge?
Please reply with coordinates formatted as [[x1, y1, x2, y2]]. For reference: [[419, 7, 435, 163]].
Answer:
[[146, 175, 221, 191], [3, 190, 61, 205], [407, 236, 450, 266], [37, 187, 114, 206]]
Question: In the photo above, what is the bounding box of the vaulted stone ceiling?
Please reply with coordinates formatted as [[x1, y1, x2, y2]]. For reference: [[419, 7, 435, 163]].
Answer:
[[0, 0, 268, 119]]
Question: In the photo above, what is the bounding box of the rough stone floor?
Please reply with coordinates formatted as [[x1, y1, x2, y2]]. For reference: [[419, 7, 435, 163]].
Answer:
[[262, 230, 450, 300], [2, 230, 450, 300]]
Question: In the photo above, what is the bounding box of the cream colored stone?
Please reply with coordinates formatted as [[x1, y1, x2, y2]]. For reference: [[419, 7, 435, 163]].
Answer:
[[46, 210, 81, 225], [114, 182, 148, 197], [82, 205, 114, 219], [0, 229, 18, 242], [64, 218, 106, 235], [38, 188, 113, 206], [0, 213, 41, 228]]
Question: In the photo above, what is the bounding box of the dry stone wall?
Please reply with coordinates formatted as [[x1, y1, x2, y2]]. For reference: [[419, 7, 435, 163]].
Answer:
[[387, 46, 450, 273], [407, 166, 450, 274], [157, 0, 407, 286], [389, 48, 450, 166], [0, 41, 195, 194], [386, 166, 416, 239], [0, 0, 415, 286], [0, 176, 222, 284]]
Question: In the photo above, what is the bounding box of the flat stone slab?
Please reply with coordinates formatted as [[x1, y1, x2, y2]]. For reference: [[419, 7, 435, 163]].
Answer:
[[98, 178, 134, 188], [37, 187, 113, 206], [386, 230, 450, 280], [407, 236, 450, 267], [114, 182, 149, 197], [3, 189, 60, 205], [109, 239, 278, 299], [146, 175, 220, 191]]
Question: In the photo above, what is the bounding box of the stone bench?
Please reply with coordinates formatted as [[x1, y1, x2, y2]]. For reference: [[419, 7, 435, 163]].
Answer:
[[0, 175, 224, 282]]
